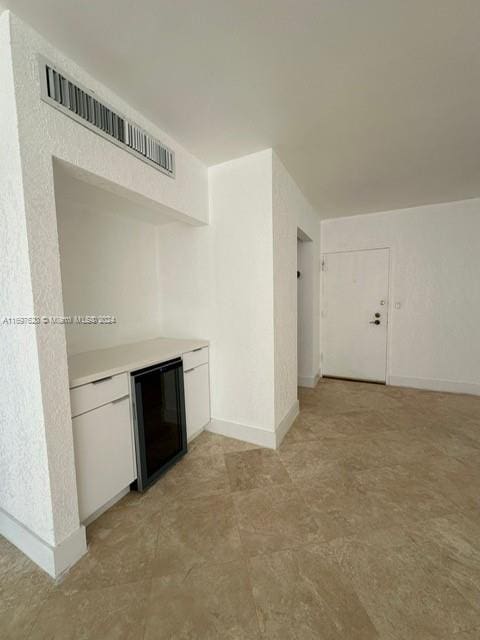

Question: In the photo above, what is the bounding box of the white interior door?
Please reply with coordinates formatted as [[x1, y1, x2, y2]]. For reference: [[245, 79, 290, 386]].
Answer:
[[322, 248, 389, 382]]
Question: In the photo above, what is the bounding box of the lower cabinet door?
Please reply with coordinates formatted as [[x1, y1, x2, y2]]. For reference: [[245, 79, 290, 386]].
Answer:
[[72, 396, 135, 522], [184, 363, 211, 439]]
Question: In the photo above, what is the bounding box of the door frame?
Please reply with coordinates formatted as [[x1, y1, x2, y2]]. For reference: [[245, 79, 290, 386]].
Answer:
[[320, 245, 393, 385]]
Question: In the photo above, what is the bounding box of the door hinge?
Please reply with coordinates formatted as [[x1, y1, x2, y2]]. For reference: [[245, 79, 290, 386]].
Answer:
[[321, 259, 327, 272]]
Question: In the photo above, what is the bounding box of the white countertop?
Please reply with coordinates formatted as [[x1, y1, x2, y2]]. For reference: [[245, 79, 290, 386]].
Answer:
[[68, 336, 209, 388]]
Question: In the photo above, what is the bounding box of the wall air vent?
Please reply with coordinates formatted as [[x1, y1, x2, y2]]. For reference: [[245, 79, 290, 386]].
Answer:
[[39, 57, 175, 178]]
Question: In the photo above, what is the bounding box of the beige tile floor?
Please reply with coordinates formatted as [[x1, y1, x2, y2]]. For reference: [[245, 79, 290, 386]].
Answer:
[[2, 378, 480, 639]]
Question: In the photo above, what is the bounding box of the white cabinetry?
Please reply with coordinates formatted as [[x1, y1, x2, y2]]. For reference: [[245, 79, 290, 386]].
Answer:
[[183, 348, 210, 439], [70, 374, 135, 522], [68, 341, 211, 523]]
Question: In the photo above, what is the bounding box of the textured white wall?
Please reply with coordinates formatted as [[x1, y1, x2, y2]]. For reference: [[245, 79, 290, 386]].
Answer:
[[10, 13, 208, 225], [157, 150, 320, 433], [321, 198, 480, 392], [0, 12, 56, 544], [272, 155, 298, 426], [55, 180, 163, 356], [272, 153, 320, 424], [209, 150, 276, 430], [157, 150, 276, 432], [155, 223, 213, 341], [2, 11, 208, 550]]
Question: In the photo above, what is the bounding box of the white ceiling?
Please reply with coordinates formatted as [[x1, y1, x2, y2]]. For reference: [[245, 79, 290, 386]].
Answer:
[[4, 1, 480, 218]]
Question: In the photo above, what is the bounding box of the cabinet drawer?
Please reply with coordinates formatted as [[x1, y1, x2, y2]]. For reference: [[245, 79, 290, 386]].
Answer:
[[72, 396, 135, 522], [182, 346, 209, 371], [184, 363, 210, 439], [70, 373, 129, 418]]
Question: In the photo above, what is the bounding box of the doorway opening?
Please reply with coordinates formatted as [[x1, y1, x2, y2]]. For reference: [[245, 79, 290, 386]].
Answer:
[[297, 227, 317, 388]]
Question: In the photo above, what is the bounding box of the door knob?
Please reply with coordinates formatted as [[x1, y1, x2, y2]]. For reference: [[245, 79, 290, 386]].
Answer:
[[369, 320, 381, 325]]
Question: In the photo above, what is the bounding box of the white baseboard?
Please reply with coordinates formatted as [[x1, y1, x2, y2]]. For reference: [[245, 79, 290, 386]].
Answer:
[[275, 400, 299, 448], [389, 376, 480, 396], [298, 371, 321, 389], [207, 418, 276, 449], [52, 527, 88, 579], [0, 507, 87, 579], [207, 402, 300, 451]]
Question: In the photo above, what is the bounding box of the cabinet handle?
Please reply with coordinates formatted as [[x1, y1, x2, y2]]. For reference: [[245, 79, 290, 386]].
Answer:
[[192, 347, 204, 352], [184, 368, 195, 374], [92, 376, 113, 384]]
